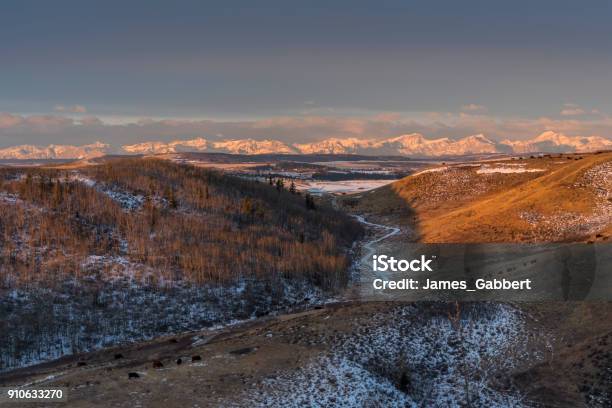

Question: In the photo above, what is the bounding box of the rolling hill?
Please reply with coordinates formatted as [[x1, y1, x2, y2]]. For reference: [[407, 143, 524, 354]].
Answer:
[[0, 158, 362, 371], [348, 152, 612, 243]]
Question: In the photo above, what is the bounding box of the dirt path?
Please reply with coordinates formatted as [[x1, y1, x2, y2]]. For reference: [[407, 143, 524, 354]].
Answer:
[[346, 214, 402, 299], [353, 214, 401, 255]]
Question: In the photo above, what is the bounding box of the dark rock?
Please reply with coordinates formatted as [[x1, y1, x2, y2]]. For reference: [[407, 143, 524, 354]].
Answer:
[[229, 347, 258, 356]]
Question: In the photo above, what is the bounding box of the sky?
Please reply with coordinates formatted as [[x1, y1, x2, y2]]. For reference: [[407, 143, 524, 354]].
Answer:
[[1, 0, 612, 147]]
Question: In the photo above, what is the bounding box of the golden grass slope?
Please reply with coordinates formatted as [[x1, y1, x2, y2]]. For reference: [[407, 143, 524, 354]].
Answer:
[[359, 152, 612, 243]]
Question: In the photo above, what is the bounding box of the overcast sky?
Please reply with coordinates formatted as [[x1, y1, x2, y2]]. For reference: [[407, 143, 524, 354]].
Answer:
[[1, 0, 612, 147]]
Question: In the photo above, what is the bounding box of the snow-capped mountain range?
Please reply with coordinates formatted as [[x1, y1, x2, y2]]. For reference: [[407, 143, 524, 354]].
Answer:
[[1, 132, 611, 159], [0, 141, 111, 160], [500, 131, 612, 154]]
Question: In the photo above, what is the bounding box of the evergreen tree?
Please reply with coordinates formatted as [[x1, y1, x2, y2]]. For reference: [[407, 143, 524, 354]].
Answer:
[[305, 193, 316, 210], [275, 179, 284, 192]]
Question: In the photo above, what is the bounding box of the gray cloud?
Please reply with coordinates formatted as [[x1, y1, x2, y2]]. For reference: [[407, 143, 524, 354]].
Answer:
[[560, 103, 585, 116], [461, 104, 487, 113], [54, 104, 87, 113]]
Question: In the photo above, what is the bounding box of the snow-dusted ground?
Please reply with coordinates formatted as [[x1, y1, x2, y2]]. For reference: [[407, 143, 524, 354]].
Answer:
[[236, 217, 550, 407], [251, 356, 416, 407], [2, 192, 557, 407], [0, 276, 326, 372], [70, 173, 144, 210], [411, 166, 448, 176], [476, 166, 545, 174], [242, 303, 549, 407], [520, 160, 612, 240], [412, 162, 547, 176], [0, 192, 20, 204], [1, 170, 357, 372]]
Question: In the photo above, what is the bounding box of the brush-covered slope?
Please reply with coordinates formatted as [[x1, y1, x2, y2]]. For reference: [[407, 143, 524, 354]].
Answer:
[[0, 158, 361, 288], [0, 158, 363, 370]]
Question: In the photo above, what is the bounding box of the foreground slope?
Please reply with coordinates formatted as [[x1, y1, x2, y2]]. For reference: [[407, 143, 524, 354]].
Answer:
[[1, 301, 609, 407]]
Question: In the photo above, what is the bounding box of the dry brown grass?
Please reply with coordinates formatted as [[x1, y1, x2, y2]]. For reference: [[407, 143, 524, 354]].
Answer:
[[350, 152, 612, 243]]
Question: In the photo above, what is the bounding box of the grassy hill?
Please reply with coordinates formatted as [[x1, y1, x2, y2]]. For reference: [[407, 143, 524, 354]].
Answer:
[[348, 152, 612, 243]]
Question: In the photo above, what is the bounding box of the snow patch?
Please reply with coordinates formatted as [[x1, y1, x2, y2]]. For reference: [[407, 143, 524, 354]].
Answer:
[[296, 180, 395, 195], [250, 356, 416, 407], [477, 166, 545, 174], [71, 173, 144, 210], [236, 303, 549, 407], [412, 166, 448, 176]]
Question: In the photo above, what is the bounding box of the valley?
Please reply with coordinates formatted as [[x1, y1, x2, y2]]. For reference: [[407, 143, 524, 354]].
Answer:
[[1, 151, 611, 407], [4, 2, 612, 407]]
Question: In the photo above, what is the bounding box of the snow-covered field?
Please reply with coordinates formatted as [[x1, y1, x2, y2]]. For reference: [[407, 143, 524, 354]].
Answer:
[[296, 179, 396, 195]]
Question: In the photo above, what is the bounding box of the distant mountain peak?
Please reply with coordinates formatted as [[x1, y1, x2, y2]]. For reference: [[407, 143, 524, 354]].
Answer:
[[464, 134, 494, 143], [0, 142, 112, 160], [501, 131, 612, 153], [1, 132, 610, 160], [211, 138, 296, 154]]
